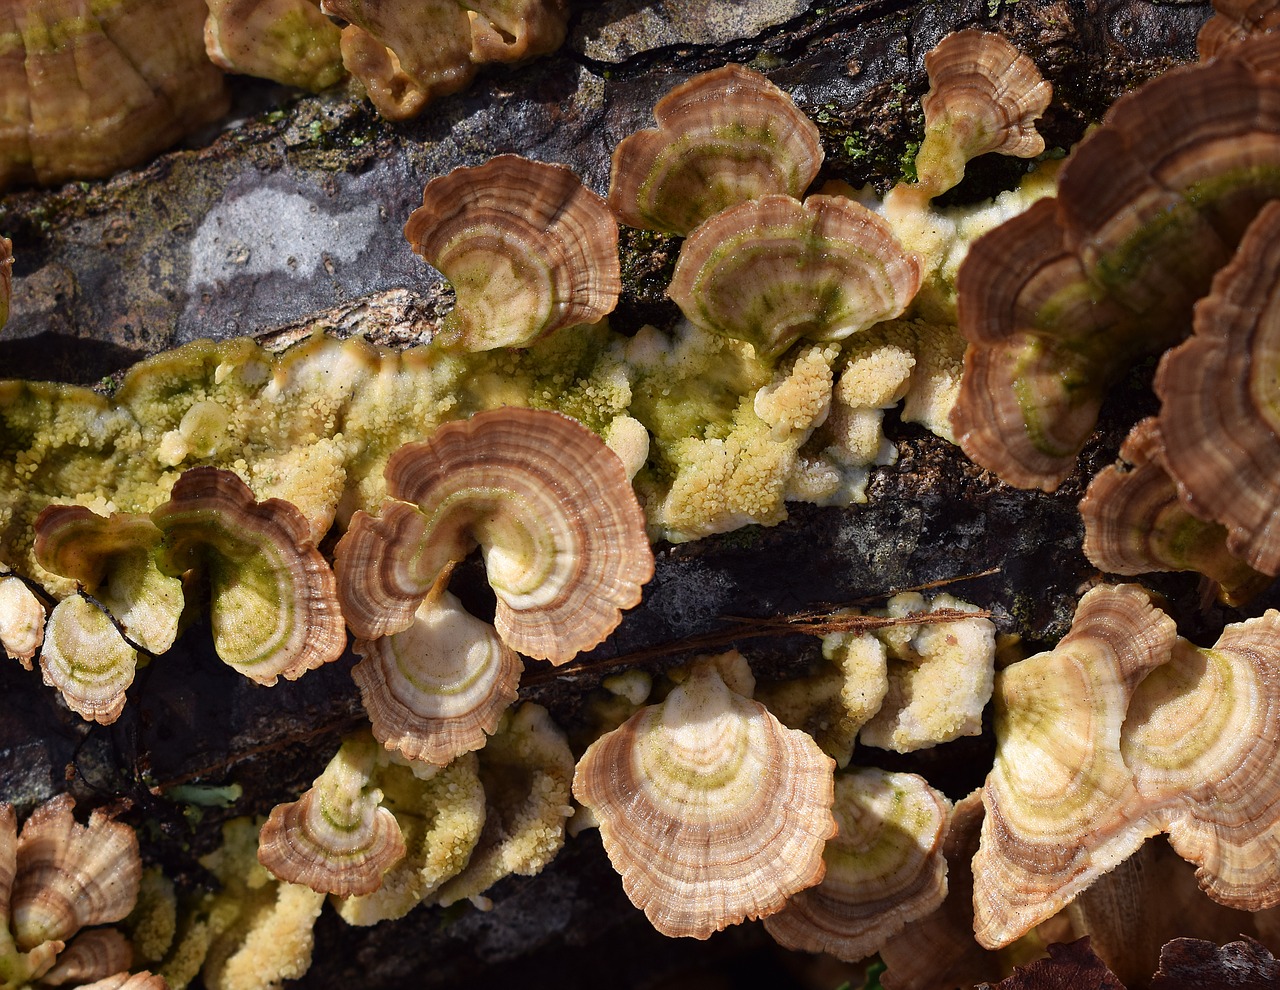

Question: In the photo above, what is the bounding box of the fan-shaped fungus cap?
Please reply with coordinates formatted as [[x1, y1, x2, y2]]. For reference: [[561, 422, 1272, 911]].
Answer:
[[336, 407, 653, 664], [764, 768, 950, 962], [10, 794, 141, 953], [608, 64, 823, 235], [204, 0, 345, 91], [39, 596, 139, 725], [0, 569, 44, 667], [1156, 200, 1280, 576], [77, 974, 167, 990], [0, 0, 228, 188], [151, 467, 345, 684], [668, 194, 920, 360], [1123, 610, 1280, 909], [34, 505, 184, 655], [972, 584, 1177, 949], [1199, 0, 1280, 59], [573, 658, 837, 938], [352, 566, 522, 766], [911, 30, 1051, 198], [41, 928, 133, 986], [258, 732, 406, 897], [1080, 418, 1271, 603], [403, 155, 620, 351]]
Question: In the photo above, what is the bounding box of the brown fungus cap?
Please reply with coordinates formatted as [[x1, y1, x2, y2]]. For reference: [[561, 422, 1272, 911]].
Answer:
[[972, 584, 1177, 949], [352, 566, 522, 766], [258, 732, 406, 897], [41, 928, 133, 987], [9, 794, 141, 953], [204, 0, 345, 91], [1199, 0, 1280, 59], [336, 407, 653, 664], [951, 35, 1280, 490], [608, 64, 823, 235], [34, 505, 184, 656], [1080, 418, 1271, 604], [764, 768, 951, 962], [0, 0, 228, 189], [39, 595, 139, 725], [573, 658, 837, 939], [404, 155, 620, 351], [1156, 200, 1280, 576], [668, 194, 920, 360], [151, 467, 345, 684], [914, 30, 1051, 197]]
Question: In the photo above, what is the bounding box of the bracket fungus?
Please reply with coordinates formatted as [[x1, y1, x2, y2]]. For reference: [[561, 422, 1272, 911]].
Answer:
[[572, 656, 837, 939], [403, 156, 621, 351], [667, 194, 921, 360], [951, 33, 1280, 489], [0, 568, 43, 667], [38, 595, 139, 725], [204, 0, 345, 91], [336, 406, 653, 664], [0, 795, 143, 989], [257, 732, 407, 898], [607, 64, 824, 236], [0, 0, 228, 189], [763, 768, 951, 963]]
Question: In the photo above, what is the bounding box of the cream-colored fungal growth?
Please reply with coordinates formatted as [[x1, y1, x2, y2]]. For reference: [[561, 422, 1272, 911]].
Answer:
[[193, 820, 324, 990], [1080, 418, 1270, 605], [973, 584, 1177, 949], [40, 596, 140, 725], [0, 570, 44, 667], [320, 0, 567, 120], [764, 769, 950, 961], [353, 574, 522, 767], [859, 593, 996, 753], [126, 870, 177, 968], [908, 30, 1051, 199], [205, 0, 345, 90], [404, 156, 621, 351], [434, 704, 574, 908], [1156, 200, 1280, 576], [337, 407, 653, 663], [573, 658, 836, 939], [258, 732, 407, 897], [0, 0, 228, 189], [34, 506, 184, 655], [0, 794, 141, 989], [608, 64, 824, 235], [1123, 610, 1280, 910], [40, 928, 133, 986], [151, 467, 345, 684], [668, 194, 921, 359], [334, 753, 485, 925]]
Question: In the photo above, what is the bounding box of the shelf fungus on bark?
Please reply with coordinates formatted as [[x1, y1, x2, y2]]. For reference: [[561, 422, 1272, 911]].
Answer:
[[34, 506, 184, 656], [403, 156, 620, 351], [951, 34, 1280, 490], [1080, 418, 1271, 605], [351, 565, 522, 766], [1155, 200, 1280, 577], [1198, 0, 1280, 59], [76, 974, 167, 990], [39, 595, 139, 725], [1123, 610, 1280, 910], [906, 30, 1052, 200], [204, 0, 345, 91], [607, 64, 823, 236], [0, 567, 44, 667], [0, 794, 142, 988], [572, 657, 837, 939], [336, 407, 653, 664], [667, 194, 921, 360], [0, 0, 229, 189], [319, 0, 567, 121], [258, 732, 407, 898], [972, 584, 1178, 949], [150, 467, 345, 685], [764, 768, 951, 962]]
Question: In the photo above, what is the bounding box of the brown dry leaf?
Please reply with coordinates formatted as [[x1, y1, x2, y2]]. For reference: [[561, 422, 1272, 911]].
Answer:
[[1150, 938, 1280, 989], [980, 938, 1125, 990]]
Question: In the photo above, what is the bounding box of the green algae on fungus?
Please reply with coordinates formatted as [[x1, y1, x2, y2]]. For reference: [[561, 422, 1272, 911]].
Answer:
[[39, 594, 139, 725], [204, 0, 345, 91]]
